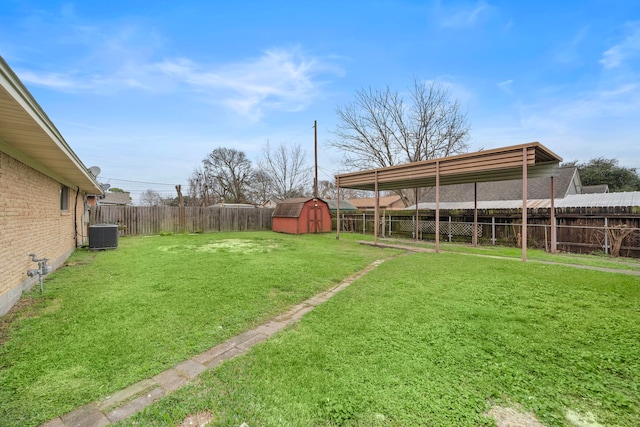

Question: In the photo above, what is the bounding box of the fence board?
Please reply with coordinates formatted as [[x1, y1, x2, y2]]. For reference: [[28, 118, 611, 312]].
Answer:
[[90, 206, 274, 236]]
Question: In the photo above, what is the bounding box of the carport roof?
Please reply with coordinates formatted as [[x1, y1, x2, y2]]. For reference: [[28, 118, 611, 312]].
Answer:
[[335, 142, 562, 191], [0, 56, 102, 194]]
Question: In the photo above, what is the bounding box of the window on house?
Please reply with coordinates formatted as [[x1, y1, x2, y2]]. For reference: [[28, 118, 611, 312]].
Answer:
[[60, 185, 69, 210]]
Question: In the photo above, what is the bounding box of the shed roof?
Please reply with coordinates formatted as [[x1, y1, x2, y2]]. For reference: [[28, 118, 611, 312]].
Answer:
[[335, 142, 562, 191], [0, 56, 102, 193], [272, 197, 328, 218]]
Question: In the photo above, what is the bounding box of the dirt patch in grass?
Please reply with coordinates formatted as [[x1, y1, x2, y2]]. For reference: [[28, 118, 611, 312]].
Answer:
[[178, 411, 214, 426], [486, 405, 547, 427], [0, 296, 40, 346], [159, 239, 279, 254]]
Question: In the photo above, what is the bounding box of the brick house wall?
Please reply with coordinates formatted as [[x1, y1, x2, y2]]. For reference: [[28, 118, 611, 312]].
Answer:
[[0, 151, 88, 315]]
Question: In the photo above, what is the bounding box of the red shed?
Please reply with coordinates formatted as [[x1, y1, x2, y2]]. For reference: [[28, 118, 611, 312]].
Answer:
[[272, 197, 332, 234]]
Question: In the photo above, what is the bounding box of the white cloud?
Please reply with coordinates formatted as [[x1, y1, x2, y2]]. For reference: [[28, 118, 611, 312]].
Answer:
[[156, 47, 341, 120], [600, 21, 640, 69], [472, 80, 640, 168], [16, 70, 78, 89], [555, 26, 590, 65], [440, 1, 491, 29], [497, 79, 513, 93]]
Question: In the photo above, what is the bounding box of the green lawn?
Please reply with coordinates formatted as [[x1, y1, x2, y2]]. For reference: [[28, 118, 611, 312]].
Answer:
[[368, 235, 640, 271], [2, 232, 639, 426], [0, 232, 397, 427], [123, 251, 640, 426]]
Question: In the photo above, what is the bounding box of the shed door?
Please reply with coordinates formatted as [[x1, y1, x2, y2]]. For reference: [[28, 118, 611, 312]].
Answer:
[[308, 203, 322, 233]]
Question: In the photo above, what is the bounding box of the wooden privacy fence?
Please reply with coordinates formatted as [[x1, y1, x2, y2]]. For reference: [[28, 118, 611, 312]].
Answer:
[[90, 206, 274, 236]]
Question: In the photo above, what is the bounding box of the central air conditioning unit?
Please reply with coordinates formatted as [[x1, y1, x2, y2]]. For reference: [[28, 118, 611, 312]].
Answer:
[[89, 224, 119, 250]]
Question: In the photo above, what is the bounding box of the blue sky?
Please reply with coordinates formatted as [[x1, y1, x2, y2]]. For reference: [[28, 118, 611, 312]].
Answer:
[[2, 1, 639, 202]]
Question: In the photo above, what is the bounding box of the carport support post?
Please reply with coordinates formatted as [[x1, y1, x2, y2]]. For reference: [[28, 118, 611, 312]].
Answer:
[[374, 171, 379, 244], [414, 188, 419, 241], [336, 177, 341, 240], [473, 182, 478, 247], [550, 176, 556, 253], [435, 160, 440, 253], [522, 147, 528, 262]]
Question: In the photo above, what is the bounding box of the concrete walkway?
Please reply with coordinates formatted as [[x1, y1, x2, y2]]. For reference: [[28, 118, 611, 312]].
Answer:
[[40, 258, 390, 427], [361, 240, 640, 276]]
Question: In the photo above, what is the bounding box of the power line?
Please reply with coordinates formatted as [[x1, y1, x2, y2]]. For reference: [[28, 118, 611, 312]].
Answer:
[[103, 177, 187, 186]]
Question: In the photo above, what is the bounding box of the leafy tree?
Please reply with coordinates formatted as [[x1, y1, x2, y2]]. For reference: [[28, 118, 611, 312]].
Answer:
[[564, 157, 640, 192], [202, 147, 254, 203], [108, 187, 126, 193]]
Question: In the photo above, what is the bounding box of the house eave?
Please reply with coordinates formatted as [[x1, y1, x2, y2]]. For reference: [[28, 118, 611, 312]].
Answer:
[[0, 56, 102, 194]]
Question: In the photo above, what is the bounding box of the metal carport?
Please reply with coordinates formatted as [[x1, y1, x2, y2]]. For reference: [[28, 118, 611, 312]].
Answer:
[[334, 142, 563, 261]]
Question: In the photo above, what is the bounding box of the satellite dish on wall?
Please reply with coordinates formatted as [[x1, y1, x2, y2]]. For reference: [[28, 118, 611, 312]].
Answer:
[[101, 183, 111, 192], [88, 166, 101, 177]]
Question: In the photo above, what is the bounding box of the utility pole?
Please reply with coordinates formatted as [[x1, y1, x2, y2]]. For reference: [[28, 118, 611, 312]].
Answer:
[[314, 120, 318, 198]]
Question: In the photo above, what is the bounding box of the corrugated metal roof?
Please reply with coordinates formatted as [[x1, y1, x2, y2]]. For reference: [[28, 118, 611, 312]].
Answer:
[[556, 192, 640, 208], [406, 192, 640, 210]]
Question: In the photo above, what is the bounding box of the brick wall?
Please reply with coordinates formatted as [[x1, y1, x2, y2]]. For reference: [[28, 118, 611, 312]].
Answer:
[[0, 151, 87, 315]]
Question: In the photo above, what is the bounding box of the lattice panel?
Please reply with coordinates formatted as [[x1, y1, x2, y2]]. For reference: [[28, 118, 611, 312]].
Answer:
[[397, 220, 482, 237]]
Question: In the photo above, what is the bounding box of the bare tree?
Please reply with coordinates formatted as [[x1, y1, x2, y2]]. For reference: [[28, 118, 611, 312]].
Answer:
[[258, 141, 310, 200], [139, 189, 163, 206], [606, 224, 637, 257], [247, 169, 273, 205], [187, 167, 216, 206], [203, 147, 254, 203], [329, 78, 470, 205]]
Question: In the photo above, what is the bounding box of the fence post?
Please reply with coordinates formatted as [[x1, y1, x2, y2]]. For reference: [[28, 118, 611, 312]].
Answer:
[[604, 217, 609, 255], [491, 217, 496, 245], [412, 216, 415, 239], [551, 216, 557, 253]]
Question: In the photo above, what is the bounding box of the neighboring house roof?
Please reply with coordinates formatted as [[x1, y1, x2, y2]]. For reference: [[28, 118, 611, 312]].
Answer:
[[582, 184, 609, 194], [208, 203, 256, 208], [417, 166, 581, 204], [0, 56, 102, 194], [326, 199, 358, 211], [348, 195, 405, 210], [261, 197, 282, 208], [409, 192, 640, 210], [273, 197, 329, 218], [100, 192, 131, 205]]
